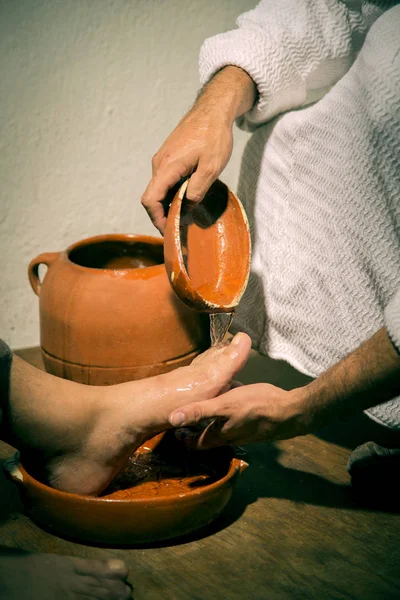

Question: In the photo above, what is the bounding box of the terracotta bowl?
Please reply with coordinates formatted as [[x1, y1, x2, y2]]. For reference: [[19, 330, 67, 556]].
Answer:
[[164, 179, 251, 313], [5, 434, 247, 545]]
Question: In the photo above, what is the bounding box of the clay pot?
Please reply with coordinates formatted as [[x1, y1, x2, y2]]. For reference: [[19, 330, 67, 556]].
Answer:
[[5, 437, 248, 545], [28, 234, 209, 385]]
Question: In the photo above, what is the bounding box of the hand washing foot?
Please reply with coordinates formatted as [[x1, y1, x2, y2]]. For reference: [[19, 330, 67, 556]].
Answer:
[[2, 333, 251, 495]]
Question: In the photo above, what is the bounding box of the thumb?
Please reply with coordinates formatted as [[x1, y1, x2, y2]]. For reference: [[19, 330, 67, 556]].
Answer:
[[169, 398, 224, 428], [185, 162, 218, 205]]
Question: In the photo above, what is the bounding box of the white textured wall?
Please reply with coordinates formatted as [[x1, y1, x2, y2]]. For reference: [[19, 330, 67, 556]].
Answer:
[[0, 0, 251, 348]]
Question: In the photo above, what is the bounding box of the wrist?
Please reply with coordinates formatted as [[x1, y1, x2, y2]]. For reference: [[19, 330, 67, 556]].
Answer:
[[195, 66, 257, 125], [283, 387, 313, 436], [294, 382, 337, 433], [261, 386, 312, 439]]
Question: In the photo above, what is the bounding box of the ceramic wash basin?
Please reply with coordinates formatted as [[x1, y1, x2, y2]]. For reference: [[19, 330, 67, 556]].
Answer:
[[5, 433, 247, 545]]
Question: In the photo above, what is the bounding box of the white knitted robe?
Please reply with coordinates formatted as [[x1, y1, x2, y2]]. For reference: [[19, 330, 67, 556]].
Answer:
[[199, 1, 400, 429]]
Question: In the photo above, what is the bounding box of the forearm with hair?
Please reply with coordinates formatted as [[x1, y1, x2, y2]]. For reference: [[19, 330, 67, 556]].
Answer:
[[300, 327, 400, 431], [194, 66, 257, 124]]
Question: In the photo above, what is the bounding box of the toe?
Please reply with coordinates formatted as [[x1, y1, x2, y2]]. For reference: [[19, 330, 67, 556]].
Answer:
[[192, 333, 251, 388], [193, 333, 250, 363], [75, 576, 132, 599], [72, 558, 129, 581], [191, 339, 231, 365]]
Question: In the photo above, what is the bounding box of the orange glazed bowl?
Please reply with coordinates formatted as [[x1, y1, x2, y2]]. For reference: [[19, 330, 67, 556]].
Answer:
[[5, 434, 248, 545]]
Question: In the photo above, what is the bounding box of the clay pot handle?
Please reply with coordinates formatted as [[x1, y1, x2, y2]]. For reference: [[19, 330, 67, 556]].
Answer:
[[28, 252, 60, 296]]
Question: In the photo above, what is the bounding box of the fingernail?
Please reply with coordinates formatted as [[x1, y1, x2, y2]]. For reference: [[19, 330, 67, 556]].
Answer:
[[169, 411, 185, 427], [107, 559, 126, 571]]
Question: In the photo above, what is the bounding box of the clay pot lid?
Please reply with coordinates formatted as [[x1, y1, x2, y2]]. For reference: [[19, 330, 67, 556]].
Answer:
[[164, 179, 251, 313]]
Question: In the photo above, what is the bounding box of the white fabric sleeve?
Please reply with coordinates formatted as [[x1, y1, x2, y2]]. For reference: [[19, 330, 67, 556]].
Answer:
[[385, 288, 400, 355], [199, 0, 389, 131]]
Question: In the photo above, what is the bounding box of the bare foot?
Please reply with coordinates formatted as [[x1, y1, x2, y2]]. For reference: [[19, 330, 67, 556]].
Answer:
[[0, 548, 131, 600], [4, 333, 251, 495]]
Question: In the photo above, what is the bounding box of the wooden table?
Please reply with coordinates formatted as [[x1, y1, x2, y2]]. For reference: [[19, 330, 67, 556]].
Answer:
[[1, 348, 399, 599]]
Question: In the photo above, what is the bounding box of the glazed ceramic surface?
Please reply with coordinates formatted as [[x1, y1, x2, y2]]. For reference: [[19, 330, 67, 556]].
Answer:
[[28, 234, 209, 384], [5, 433, 247, 545], [164, 179, 251, 314]]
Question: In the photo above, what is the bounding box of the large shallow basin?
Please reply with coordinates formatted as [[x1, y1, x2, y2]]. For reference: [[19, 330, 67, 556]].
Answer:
[[5, 434, 247, 545]]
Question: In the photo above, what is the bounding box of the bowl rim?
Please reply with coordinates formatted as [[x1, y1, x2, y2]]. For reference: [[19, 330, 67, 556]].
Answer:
[[11, 450, 245, 505], [63, 233, 165, 276]]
